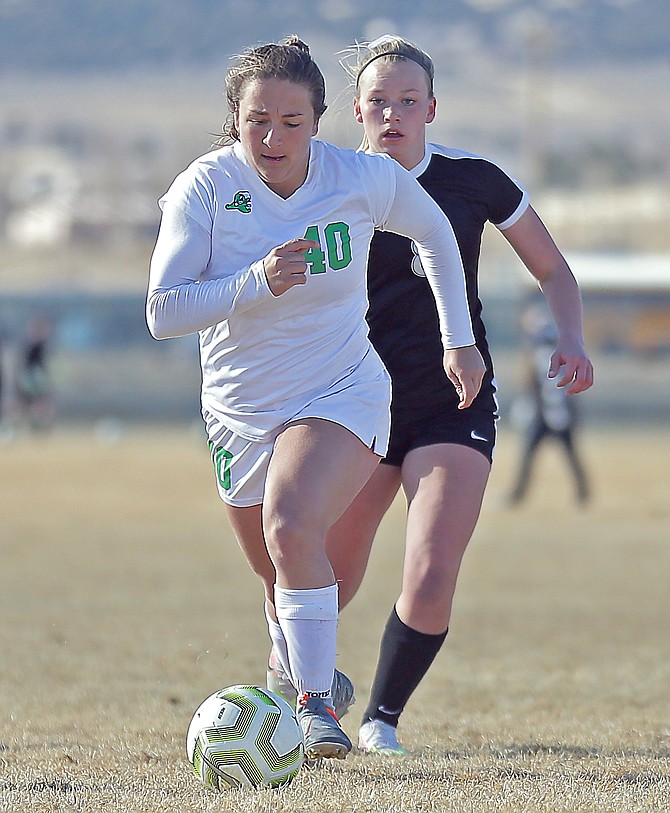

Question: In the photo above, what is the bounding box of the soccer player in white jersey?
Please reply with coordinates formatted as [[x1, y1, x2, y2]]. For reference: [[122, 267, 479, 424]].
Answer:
[[323, 36, 594, 755], [146, 36, 485, 761]]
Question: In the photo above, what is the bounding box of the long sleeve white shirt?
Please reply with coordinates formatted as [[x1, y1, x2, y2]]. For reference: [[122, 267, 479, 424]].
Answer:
[[147, 140, 473, 441]]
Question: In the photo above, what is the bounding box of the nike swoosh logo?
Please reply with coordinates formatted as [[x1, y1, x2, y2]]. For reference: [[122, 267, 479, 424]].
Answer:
[[470, 430, 489, 442]]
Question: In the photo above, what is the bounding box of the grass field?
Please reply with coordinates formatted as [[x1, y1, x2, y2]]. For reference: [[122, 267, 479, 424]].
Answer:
[[1, 425, 669, 812]]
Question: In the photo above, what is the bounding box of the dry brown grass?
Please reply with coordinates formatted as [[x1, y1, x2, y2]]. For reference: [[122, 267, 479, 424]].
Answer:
[[1, 425, 669, 812]]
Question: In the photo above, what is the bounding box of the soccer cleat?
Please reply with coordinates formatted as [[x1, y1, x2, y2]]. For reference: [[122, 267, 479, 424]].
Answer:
[[297, 694, 352, 760], [266, 649, 356, 718], [358, 719, 409, 756]]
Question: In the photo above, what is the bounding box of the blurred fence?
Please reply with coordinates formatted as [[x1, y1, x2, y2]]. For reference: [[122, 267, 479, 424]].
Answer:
[[1, 291, 668, 428]]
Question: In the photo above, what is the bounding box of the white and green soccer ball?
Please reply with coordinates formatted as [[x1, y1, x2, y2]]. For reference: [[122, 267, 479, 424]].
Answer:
[[186, 685, 304, 790]]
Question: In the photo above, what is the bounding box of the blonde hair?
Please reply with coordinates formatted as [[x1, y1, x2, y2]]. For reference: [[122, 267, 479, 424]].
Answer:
[[340, 35, 434, 151], [220, 35, 327, 143], [342, 34, 434, 97]]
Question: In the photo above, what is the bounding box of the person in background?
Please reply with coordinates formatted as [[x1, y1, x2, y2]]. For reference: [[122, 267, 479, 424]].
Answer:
[[0, 327, 6, 433], [15, 315, 56, 433], [323, 35, 594, 755], [146, 36, 484, 761], [507, 301, 591, 505]]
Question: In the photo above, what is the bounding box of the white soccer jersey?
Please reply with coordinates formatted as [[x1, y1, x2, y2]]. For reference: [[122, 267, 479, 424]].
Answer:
[[147, 139, 474, 442]]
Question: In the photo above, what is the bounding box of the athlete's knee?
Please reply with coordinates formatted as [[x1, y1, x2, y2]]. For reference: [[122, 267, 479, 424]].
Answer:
[[263, 502, 320, 569]]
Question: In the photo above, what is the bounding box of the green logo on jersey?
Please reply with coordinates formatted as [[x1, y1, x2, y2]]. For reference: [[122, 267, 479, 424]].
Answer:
[[225, 190, 252, 214]]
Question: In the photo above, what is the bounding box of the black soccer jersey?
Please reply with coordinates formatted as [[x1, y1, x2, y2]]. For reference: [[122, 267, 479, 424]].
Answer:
[[366, 143, 529, 419]]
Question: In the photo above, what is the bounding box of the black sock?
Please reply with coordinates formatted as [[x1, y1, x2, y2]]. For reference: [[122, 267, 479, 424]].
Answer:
[[362, 606, 448, 728]]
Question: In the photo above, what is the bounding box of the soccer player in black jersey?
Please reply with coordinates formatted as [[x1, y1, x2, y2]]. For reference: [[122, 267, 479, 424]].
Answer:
[[326, 35, 594, 755]]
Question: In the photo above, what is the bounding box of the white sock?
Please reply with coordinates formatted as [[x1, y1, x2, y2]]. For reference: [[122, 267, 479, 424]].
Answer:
[[264, 601, 293, 683], [274, 584, 338, 698]]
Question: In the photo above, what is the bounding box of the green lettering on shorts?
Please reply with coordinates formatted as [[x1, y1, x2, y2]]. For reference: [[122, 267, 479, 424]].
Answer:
[[211, 444, 234, 491]]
